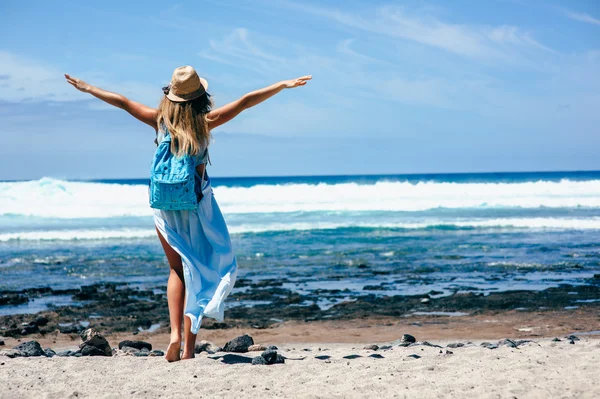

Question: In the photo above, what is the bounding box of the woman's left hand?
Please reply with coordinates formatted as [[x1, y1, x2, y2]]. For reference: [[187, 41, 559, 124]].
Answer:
[[64, 74, 91, 93], [281, 75, 312, 89]]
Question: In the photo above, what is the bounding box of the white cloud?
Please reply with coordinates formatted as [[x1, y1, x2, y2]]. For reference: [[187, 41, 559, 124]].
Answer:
[[336, 39, 391, 65], [199, 28, 288, 76], [567, 11, 600, 26], [196, 4, 598, 128], [487, 25, 554, 52], [274, 2, 552, 61], [0, 51, 161, 106], [0, 51, 78, 102]]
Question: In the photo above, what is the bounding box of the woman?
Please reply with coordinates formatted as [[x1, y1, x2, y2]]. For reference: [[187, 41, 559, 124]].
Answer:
[[65, 67, 311, 361]]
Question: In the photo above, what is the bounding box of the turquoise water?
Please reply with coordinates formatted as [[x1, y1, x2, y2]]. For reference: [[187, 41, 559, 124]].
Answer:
[[1, 171, 599, 304]]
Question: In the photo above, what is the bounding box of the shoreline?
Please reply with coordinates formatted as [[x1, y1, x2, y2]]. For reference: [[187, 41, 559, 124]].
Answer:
[[2, 280, 600, 341], [2, 309, 599, 351]]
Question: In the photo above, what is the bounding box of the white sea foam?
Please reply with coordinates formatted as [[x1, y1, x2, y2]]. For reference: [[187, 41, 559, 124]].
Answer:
[[0, 229, 158, 241], [1, 177, 600, 219], [1, 218, 599, 241]]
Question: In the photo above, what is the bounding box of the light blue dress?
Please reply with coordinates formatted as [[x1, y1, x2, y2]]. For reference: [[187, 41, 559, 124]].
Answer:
[[153, 130, 237, 334]]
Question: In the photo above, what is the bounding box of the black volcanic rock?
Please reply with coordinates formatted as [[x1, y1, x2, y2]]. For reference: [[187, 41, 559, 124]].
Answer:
[[32, 316, 49, 327], [497, 339, 518, 348], [14, 341, 45, 357], [261, 349, 278, 364], [396, 334, 416, 347], [251, 356, 268, 365], [223, 334, 254, 353], [79, 328, 112, 356], [252, 349, 285, 365], [81, 345, 106, 356]]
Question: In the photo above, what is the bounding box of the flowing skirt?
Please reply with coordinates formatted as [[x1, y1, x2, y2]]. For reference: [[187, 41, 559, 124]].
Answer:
[[153, 175, 237, 334]]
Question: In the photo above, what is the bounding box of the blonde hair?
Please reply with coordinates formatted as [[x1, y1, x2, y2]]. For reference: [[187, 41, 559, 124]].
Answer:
[[156, 93, 213, 157]]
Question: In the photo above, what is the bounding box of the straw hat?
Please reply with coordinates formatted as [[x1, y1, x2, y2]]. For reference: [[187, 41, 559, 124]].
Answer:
[[164, 66, 208, 102]]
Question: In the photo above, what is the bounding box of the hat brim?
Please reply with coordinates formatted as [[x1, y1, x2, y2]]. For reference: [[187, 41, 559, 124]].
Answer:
[[166, 77, 209, 102]]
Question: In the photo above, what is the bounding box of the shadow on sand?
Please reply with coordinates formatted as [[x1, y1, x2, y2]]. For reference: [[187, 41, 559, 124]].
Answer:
[[208, 354, 253, 364]]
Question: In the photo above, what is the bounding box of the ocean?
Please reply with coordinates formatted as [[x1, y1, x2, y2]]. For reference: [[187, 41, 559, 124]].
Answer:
[[1, 171, 599, 315]]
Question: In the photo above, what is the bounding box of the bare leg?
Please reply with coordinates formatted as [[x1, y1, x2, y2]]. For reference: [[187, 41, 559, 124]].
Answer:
[[182, 315, 197, 360], [156, 228, 184, 362]]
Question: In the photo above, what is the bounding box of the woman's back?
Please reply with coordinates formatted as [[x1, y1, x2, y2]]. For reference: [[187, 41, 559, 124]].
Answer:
[[155, 128, 209, 166]]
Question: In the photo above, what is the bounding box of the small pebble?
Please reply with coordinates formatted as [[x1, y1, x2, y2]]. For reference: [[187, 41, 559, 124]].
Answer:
[[247, 344, 267, 352], [498, 339, 518, 348], [397, 334, 416, 347]]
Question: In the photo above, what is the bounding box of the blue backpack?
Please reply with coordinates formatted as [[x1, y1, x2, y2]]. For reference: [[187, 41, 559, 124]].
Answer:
[[149, 131, 201, 211]]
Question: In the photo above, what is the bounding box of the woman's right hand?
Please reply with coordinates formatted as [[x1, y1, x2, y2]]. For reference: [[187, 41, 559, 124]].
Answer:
[[64, 74, 91, 93], [281, 75, 312, 89]]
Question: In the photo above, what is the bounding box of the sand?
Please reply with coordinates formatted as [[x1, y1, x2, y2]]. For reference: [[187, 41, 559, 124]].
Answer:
[[1, 312, 599, 398], [1, 338, 599, 399]]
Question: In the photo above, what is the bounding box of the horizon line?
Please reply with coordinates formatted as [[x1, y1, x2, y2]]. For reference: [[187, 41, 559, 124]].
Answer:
[[2, 169, 600, 183]]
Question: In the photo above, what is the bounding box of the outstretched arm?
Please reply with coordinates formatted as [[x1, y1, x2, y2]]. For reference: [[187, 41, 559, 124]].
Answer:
[[64, 74, 158, 129], [207, 75, 311, 130]]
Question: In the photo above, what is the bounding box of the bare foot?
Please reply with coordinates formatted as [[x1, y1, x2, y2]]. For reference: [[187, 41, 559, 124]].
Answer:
[[166, 341, 181, 362], [181, 353, 195, 360]]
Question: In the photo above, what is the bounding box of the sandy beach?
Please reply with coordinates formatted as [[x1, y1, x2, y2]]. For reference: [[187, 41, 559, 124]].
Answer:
[[1, 337, 599, 399], [2, 312, 600, 398]]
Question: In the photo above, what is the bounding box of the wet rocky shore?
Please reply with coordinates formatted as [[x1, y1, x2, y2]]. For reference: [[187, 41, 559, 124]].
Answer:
[[1, 274, 600, 339]]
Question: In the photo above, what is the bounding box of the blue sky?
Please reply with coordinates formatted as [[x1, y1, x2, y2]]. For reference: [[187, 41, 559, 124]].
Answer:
[[1, 0, 599, 179]]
